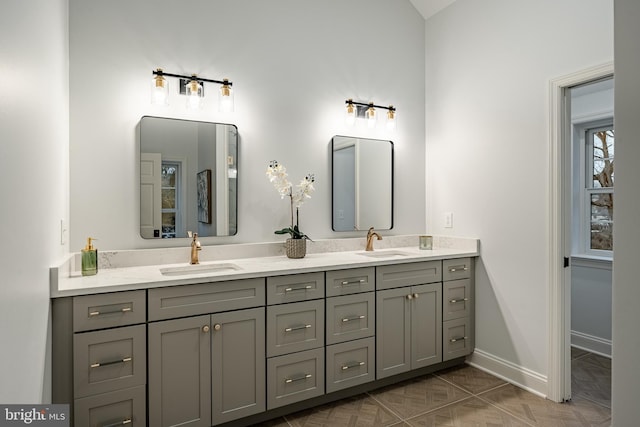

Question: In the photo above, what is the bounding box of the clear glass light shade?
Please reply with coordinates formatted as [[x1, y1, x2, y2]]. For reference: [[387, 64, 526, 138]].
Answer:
[[186, 79, 203, 110], [366, 106, 377, 128], [151, 75, 169, 106], [386, 109, 397, 131], [345, 102, 357, 125], [219, 81, 234, 112]]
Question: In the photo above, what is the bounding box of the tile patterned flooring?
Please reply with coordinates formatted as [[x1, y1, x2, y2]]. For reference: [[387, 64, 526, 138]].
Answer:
[[260, 348, 611, 427]]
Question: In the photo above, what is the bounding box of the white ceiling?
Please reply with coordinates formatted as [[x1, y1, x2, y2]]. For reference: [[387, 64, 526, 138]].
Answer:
[[408, 0, 456, 20]]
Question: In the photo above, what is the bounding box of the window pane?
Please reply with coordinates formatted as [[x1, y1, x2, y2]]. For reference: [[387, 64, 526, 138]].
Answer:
[[162, 212, 176, 238], [592, 129, 614, 188], [590, 193, 613, 250], [161, 166, 177, 187], [162, 189, 176, 209]]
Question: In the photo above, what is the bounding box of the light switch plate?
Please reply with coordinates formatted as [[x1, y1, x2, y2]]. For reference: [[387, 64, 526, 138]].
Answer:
[[444, 212, 453, 228]]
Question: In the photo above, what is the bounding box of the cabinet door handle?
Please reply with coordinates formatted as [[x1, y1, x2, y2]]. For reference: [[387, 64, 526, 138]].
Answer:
[[213, 323, 221, 331], [90, 357, 132, 369], [341, 361, 365, 370], [449, 298, 469, 304], [406, 294, 413, 300], [202, 325, 210, 333], [449, 266, 469, 272], [449, 336, 468, 343], [101, 419, 132, 427], [342, 315, 366, 323], [285, 373, 312, 383], [284, 285, 313, 292], [284, 324, 312, 332], [341, 279, 365, 286], [413, 293, 420, 299], [88, 306, 132, 317]]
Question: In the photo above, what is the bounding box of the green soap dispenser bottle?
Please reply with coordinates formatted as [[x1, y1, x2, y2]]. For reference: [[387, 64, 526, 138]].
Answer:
[[81, 237, 98, 276]]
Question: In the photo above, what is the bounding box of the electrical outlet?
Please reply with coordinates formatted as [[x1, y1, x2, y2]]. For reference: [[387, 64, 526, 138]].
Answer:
[[444, 212, 453, 228]]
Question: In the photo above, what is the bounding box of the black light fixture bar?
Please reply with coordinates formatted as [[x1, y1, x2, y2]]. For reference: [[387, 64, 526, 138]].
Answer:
[[345, 100, 395, 111], [152, 69, 232, 86]]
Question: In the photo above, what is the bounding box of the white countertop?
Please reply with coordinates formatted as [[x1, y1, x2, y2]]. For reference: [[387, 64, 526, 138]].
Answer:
[[51, 236, 479, 297]]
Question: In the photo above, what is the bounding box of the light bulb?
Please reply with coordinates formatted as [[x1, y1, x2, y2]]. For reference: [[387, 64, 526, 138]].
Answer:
[[186, 78, 203, 110], [386, 107, 396, 131], [366, 104, 376, 128], [345, 100, 357, 125], [219, 79, 234, 112], [151, 69, 169, 106]]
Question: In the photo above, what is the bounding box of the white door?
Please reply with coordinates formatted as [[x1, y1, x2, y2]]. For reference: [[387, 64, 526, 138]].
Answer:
[[140, 152, 162, 238]]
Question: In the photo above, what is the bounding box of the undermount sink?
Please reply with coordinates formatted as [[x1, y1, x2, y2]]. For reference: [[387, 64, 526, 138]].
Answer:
[[357, 250, 411, 258], [160, 262, 241, 276]]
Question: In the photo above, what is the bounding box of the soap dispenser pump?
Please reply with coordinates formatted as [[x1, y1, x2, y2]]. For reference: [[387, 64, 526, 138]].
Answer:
[[81, 237, 98, 276]]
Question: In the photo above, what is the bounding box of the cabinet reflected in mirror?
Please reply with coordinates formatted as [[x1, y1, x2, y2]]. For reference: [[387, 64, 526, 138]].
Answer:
[[332, 135, 393, 231], [140, 116, 238, 239]]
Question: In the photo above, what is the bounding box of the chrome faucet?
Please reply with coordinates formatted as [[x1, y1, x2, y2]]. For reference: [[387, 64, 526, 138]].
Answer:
[[188, 231, 201, 264], [365, 227, 382, 251]]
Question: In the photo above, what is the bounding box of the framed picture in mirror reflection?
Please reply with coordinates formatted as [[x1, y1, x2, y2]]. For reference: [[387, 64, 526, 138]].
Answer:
[[197, 169, 212, 224]]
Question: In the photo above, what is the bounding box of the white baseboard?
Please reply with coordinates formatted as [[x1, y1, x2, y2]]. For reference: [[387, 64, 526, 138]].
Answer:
[[570, 330, 612, 357], [467, 349, 548, 398]]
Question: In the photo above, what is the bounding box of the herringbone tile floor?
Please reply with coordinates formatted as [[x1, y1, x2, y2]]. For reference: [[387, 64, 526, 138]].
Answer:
[[261, 348, 611, 427]]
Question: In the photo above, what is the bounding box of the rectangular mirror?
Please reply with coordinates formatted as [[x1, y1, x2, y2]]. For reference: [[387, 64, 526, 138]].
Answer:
[[332, 135, 393, 231], [139, 116, 238, 238]]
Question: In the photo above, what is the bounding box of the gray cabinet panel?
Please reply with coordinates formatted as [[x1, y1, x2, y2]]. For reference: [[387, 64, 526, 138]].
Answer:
[[267, 348, 325, 409], [74, 385, 146, 427], [411, 283, 442, 369], [376, 261, 442, 290], [267, 272, 325, 305], [376, 287, 411, 378], [443, 317, 473, 361], [267, 299, 324, 357], [443, 258, 472, 281], [325, 267, 375, 296], [73, 290, 146, 332], [326, 292, 375, 345], [212, 307, 266, 425], [148, 278, 265, 321], [74, 324, 146, 398], [148, 315, 211, 427], [326, 337, 375, 393], [443, 279, 471, 321]]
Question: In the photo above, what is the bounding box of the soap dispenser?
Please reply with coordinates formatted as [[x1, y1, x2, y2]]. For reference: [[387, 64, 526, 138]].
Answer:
[[81, 237, 98, 276]]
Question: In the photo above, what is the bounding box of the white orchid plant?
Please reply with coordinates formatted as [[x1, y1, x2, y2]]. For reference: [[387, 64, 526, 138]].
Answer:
[[266, 160, 315, 240]]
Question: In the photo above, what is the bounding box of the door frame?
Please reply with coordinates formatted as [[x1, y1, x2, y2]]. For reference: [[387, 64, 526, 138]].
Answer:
[[547, 62, 614, 402]]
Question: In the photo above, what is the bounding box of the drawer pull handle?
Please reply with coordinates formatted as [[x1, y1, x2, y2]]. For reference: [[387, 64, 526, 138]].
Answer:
[[449, 298, 469, 304], [341, 279, 366, 286], [285, 324, 312, 332], [284, 285, 313, 292], [89, 307, 132, 317], [90, 357, 132, 369], [342, 315, 366, 323], [101, 419, 132, 427], [285, 374, 312, 384], [449, 266, 469, 272], [341, 361, 365, 370], [449, 336, 468, 343]]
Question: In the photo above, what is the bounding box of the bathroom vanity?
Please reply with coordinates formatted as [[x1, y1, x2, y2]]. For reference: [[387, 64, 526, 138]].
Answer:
[[51, 239, 477, 427]]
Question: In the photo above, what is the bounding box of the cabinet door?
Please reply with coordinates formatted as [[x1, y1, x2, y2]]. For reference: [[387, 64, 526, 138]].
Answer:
[[411, 283, 442, 369], [376, 287, 411, 379], [148, 315, 211, 427], [212, 307, 265, 425]]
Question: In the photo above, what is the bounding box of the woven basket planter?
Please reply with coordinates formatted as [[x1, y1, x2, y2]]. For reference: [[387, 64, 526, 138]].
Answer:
[[285, 238, 306, 259]]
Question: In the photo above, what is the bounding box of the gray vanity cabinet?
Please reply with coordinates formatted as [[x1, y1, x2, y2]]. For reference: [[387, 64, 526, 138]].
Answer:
[[442, 258, 474, 361]]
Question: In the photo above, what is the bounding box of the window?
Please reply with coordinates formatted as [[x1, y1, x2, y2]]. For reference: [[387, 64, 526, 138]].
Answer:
[[584, 125, 614, 253], [161, 162, 181, 238]]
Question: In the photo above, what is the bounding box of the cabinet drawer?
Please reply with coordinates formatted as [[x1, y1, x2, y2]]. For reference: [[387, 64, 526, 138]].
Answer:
[[326, 293, 375, 345], [443, 258, 472, 281], [267, 348, 324, 410], [74, 324, 146, 398], [443, 279, 472, 321], [148, 278, 265, 321], [267, 272, 325, 305], [376, 261, 442, 290], [443, 317, 473, 361], [73, 290, 145, 332], [74, 385, 146, 427], [326, 337, 375, 393], [267, 300, 324, 357], [326, 267, 375, 296]]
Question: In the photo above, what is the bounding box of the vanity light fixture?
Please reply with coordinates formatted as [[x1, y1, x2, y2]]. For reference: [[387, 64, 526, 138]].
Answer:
[[151, 69, 234, 112], [344, 99, 397, 130]]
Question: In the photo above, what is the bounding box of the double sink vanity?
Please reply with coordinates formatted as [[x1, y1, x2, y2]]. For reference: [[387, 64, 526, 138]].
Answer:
[[51, 236, 478, 427]]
